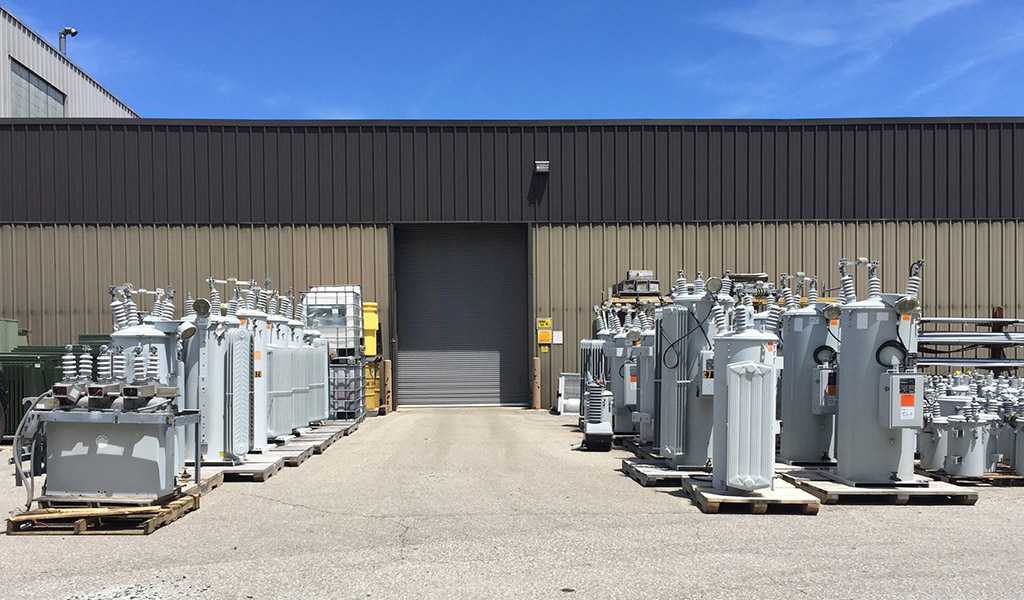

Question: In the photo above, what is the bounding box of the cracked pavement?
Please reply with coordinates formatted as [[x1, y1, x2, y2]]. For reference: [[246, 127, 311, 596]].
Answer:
[[2, 408, 1024, 599]]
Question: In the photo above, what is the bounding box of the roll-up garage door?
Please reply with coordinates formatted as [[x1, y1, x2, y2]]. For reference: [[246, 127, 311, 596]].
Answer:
[[395, 225, 529, 406]]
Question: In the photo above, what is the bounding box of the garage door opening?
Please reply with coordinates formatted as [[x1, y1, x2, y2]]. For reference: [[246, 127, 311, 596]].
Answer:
[[394, 225, 529, 407]]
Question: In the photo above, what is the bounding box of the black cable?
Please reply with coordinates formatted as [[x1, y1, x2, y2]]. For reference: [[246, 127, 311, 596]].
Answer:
[[661, 308, 714, 370]]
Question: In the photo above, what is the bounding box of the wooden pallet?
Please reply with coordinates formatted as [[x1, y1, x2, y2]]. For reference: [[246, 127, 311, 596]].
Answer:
[[7, 493, 199, 535], [916, 467, 1024, 487], [621, 458, 695, 487], [203, 455, 285, 482], [780, 470, 979, 505], [179, 470, 225, 496], [682, 477, 820, 515], [270, 442, 315, 467], [623, 438, 661, 461], [299, 429, 343, 454]]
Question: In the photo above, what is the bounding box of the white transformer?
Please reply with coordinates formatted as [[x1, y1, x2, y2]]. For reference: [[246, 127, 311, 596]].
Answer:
[[182, 291, 253, 465], [711, 295, 780, 492], [15, 284, 201, 505], [778, 276, 838, 465], [830, 259, 924, 486], [658, 272, 733, 469]]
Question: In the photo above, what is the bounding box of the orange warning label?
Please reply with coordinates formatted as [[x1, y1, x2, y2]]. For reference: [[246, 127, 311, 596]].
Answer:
[[830, 319, 839, 326], [827, 386, 837, 396], [630, 375, 637, 383], [767, 342, 774, 352], [902, 314, 911, 321], [254, 351, 262, 360], [900, 394, 915, 407]]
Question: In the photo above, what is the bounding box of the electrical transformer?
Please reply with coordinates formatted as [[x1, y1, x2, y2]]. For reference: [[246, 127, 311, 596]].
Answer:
[[830, 259, 924, 486], [778, 276, 838, 465], [658, 271, 732, 469], [15, 284, 200, 504], [711, 295, 780, 492], [603, 313, 639, 436], [631, 308, 658, 445], [182, 283, 253, 465]]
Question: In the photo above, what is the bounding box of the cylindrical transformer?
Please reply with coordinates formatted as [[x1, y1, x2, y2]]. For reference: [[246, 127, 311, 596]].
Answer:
[[917, 418, 948, 471], [945, 415, 999, 476], [834, 293, 919, 484], [604, 327, 637, 436], [711, 323, 779, 492], [658, 287, 732, 469], [778, 302, 836, 464]]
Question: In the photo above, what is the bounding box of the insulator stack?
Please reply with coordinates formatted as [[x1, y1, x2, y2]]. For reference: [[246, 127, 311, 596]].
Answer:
[[867, 270, 882, 300], [208, 280, 221, 308], [97, 346, 113, 382], [711, 304, 727, 332], [78, 346, 94, 381], [113, 351, 127, 381], [125, 298, 140, 327], [721, 275, 733, 296], [61, 345, 77, 381], [133, 349, 147, 383], [674, 270, 687, 296], [840, 274, 856, 304], [110, 298, 128, 330], [734, 297, 750, 332], [807, 279, 819, 304], [693, 272, 705, 296], [782, 287, 797, 310], [608, 311, 622, 333], [765, 304, 784, 336], [148, 347, 160, 382], [257, 290, 270, 312]]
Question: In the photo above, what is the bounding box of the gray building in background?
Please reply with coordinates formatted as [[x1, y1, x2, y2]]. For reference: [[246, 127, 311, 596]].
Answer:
[[1, 118, 1022, 408], [1, 5, 136, 117]]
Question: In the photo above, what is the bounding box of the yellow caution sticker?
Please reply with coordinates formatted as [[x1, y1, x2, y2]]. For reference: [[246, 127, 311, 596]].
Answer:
[[254, 370, 263, 378], [703, 370, 714, 379]]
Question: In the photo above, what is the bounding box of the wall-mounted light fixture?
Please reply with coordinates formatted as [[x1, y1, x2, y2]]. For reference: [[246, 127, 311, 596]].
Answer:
[[534, 160, 550, 174]]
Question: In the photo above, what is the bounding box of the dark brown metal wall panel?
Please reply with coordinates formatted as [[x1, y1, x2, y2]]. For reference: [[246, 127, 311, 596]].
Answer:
[[2, 119, 1024, 224]]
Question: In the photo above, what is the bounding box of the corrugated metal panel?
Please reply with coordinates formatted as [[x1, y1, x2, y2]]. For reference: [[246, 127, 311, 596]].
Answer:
[[0, 224, 390, 353], [0, 8, 137, 117], [394, 225, 529, 405], [531, 222, 1024, 409], [3, 120, 1024, 224]]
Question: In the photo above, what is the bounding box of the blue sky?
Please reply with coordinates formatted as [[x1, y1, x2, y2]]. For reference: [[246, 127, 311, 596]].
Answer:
[[5, 0, 1022, 119]]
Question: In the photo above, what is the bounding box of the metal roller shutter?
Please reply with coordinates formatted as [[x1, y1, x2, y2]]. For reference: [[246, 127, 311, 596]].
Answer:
[[395, 225, 529, 406]]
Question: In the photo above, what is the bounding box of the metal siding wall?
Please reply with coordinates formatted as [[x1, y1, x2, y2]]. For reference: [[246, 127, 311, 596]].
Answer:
[[0, 225, 390, 352], [531, 222, 1024, 409], [3, 121, 1024, 224]]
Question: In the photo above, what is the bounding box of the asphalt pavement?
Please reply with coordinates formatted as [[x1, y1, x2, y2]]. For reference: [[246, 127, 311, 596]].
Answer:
[[1, 408, 1021, 599]]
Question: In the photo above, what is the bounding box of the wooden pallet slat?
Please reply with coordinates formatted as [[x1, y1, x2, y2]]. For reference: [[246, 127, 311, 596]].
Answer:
[[781, 470, 979, 505], [682, 477, 821, 515], [621, 458, 698, 487], [7, 493, 199, 536], [916, 467, 1024, 487]]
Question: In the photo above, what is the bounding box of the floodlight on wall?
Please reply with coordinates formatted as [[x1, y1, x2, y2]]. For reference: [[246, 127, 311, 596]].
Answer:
[[534, 160, 550, 174]]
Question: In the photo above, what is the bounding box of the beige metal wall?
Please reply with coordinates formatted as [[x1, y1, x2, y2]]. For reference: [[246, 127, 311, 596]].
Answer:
[[0, 224, 389, 350], [532, 221, 1024, 409]]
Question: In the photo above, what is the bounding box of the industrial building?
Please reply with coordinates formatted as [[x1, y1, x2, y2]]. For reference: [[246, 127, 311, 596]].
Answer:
[[0, 117, 1021, 408], [0, 5, 136, 118]]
